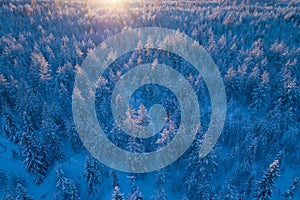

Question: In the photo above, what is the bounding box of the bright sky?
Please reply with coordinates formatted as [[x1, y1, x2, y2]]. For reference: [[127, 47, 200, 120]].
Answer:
[[88, 0, 133, 10]]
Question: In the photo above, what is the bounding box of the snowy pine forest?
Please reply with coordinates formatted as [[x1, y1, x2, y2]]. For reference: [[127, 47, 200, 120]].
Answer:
[[0, 0, 299, 199]]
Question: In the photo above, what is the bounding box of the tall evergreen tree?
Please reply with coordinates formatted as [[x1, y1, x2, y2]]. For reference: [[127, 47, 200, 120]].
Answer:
[[250, 71, 271, 113], [152, 170, 167, 200], [55, 167, 80, 200], [15, 184, 34, 200], [84, 156, 103, 195], [254, 158, 281, 200], [111, 171, 119, 189], [112, 186, 124, 200], [136, 104, 150, 127], [185, 136, 218, 199], [127, 176, 144, 200], [40, 102, 64, 162], [3, 184, 33, 200], [282, 177, 299, 200], [3, 106, 19, 143], [21, 133, 48, 184], [127, 136, 144, 153]]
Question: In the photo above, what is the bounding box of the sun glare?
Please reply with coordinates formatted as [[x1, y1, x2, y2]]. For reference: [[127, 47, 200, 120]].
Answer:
[[89, 0, 129, 11], [102, 0, 126, 7], [109, 0, 123, 3]]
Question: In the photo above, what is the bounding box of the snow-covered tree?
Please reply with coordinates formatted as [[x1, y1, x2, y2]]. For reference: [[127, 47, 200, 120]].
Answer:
[[282, 177, 299, 200], [156, 128, 170, 148], [250, 70, 271, 113], [112, 186, 124, 200], [128, 189, 143, 200], [111, 171, 119, 189], [21, 133, 48, 184], [65, 118, 82, 152], [127, 175, 144, 200], [37, 53, 51, 81], [40, 103, 64, 163], [3, 106, 19, 143], [254, 158, 281, 200], [136, 104, 150, 127], [151, 187, 167, 200], [152, 170, 167, 200], [123, 105, 137, 134], [55, 167, 80, 200], [225, 66, 238, 99], [184, 136, 218, 199], [3, 184, 33, 200], [127, 136, 144, 153], [84, 156, 103, 195], [15, 184, 33, 200]]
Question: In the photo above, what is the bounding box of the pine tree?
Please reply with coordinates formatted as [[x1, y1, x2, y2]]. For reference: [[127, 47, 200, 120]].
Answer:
[[225, 66, 238, 98], [282, 177, 299, 200], [254, 158, 281, 200], [3, 106, 19, 143], [65, 118, 82, 152], [112, 186, 124, 200], [84, 156, 103, 195], [124, 105, 138, 135], [37, 53, 51, 81], [21, 133, 48, 184], [0, 74, 10, 113], [125, 105, 145, 169], [207, 28, 217, 54], [185, 137, 218, 199], [250, 71, 271, 113], [128, 189, 143, 200], [255, 100, 284, 159], [156, 128, 170, 148], [22, 111, 35, 137], [55, 167, 80, 200], [127, 136, 144, 153], [156, 120, 176, 149], [152, 170, 167, 200], [111, 171, 119, 189], [136, 104, 150, 127], [127, 176, 144, 200], [40, 102, 65, 163], [3, 184, 33, 200], [248, 64, 260, 97], [151, 187, 167, 200], [278, 60, 298, 126], [15, 184, 33, 200]]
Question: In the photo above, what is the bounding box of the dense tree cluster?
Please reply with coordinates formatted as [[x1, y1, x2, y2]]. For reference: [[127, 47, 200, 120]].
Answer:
[[0, 0, 299, 199]]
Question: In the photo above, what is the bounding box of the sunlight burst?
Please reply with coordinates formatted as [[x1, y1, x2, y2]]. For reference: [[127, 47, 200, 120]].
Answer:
[[89, 0, 129, 12]]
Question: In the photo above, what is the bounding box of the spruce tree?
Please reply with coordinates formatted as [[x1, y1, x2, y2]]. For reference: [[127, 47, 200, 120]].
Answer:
[[127, 175, 144, 200], [15, 184, 34, 200], [55, 167, 80, 200], [84, 156, 103, 195], [136, 104, 150, 127], [112, 186, 124, 200], [254, 158, 281, 200], [151, 170, 167, 200], [21, 133, 48, 184], [282, 177, 299, 200]]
